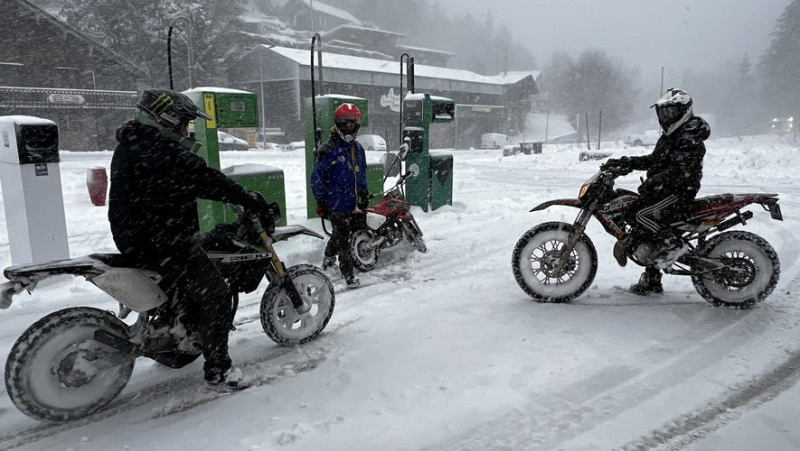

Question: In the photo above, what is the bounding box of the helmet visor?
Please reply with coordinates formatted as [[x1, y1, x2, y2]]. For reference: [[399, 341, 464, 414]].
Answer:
[[656, 103, 683, 123]]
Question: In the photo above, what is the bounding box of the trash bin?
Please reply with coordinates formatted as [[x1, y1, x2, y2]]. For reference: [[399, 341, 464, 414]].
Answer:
[[218, 164, 287, 228], [533, 142, 543, 154], [430, 153, 453, 210], [86, 166, 108, 206]]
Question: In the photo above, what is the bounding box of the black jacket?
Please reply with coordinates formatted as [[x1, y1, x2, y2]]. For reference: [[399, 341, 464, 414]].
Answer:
[[109, 121, 250, 253], [628, 116, 711, 199]]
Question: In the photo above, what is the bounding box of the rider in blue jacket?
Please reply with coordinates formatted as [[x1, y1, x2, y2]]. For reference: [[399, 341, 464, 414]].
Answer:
[[311, 103, 369, 288]]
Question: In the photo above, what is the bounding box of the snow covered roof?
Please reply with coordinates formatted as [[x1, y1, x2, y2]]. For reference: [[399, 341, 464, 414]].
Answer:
[[396, 44, 456, 57], [264, 45, 535, 87], [0, 115, 57, 127], [298, 0, 361, 25], [323, 24, 404, 38], [492, 71, 542, 83]]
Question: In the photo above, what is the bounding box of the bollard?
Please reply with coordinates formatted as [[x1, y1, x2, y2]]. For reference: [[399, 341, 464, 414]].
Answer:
[[86, 166, 108, 206]]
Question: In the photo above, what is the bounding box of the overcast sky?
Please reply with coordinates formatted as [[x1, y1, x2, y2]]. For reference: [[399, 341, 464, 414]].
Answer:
[[436, 0, 791, 77]]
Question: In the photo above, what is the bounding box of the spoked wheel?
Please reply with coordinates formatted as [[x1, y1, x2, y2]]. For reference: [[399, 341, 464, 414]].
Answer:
[[5, 307, 135, 422], [691, 231, 780, 309], [351, 229, 379, 272], [512, 221, 598, 303], [403, 221, 427, 253], [261, 264, 335, 346]]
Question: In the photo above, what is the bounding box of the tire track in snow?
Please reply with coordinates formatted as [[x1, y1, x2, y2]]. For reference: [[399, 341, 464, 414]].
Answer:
[[0, 317, 361, 450]]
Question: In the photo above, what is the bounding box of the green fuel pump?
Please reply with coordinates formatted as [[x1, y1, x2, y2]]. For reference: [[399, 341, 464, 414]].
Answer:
[[402, 93, 455, 212], [184, 88, 287, 231]]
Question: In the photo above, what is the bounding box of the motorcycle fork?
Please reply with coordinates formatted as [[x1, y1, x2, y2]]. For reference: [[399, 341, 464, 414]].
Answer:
[[259, 231, 306, 311], [553, 209, 592, 275]]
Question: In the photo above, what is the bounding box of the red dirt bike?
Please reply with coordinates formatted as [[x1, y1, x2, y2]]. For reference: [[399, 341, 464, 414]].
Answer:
[[511, 167, 784, 308], [349, 152, 426, 272]]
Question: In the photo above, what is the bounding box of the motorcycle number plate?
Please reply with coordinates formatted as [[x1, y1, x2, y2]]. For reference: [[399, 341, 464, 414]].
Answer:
[[769, 203, 783, 221]]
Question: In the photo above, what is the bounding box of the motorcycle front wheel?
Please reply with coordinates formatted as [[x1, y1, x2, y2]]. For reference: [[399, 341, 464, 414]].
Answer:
[[261, 264, 335, 346], [351, 229, 379, 272], [403, 221, 427, 253], [691, 230, 780, 309], [5, 307, 135, 422], [512, 221, 598, 303]]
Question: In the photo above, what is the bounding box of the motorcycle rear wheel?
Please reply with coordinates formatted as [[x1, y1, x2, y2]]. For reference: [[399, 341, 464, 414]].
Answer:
[[5, 307, 135, 422], [261, 264, 335, 346], [691, 231, 780, 309], [351, 229, 379, 272], [512, 221, 598, 303]]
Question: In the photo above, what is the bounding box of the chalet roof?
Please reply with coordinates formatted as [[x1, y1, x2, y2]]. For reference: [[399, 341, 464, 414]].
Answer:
[[12, 0, 148, 78], [323, 24, 405, 39], [396, 44, 456, 57]]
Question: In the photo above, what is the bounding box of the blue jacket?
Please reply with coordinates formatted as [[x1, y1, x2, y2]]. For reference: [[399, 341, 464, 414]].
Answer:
[[311, 133, 368, 213]]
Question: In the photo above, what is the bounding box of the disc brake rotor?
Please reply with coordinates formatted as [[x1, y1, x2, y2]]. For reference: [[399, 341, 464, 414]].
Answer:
[[717, 253, 756, 288]]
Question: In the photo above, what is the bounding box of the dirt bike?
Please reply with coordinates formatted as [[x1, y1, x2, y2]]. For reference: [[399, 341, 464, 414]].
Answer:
[[0, 198, 335, 422], [349, 148, 426, 272], [511, 166, 783, 308]]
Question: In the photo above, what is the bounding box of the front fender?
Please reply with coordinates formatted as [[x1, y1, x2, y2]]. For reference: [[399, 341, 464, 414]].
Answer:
[[530, 198, 582, 212]]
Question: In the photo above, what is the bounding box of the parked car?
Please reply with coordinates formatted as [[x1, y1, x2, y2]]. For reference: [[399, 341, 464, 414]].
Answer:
[[770, 117, 794, 135], [217, 131, 249, 151], [481, 133, 511, 149], [503, 144, 520, 156], [625, 129, 660, 147], [281, 141, 305, 151], [578, 150, 613, 161], [261, 142, 281, 151], [357, 134, 387, 151]]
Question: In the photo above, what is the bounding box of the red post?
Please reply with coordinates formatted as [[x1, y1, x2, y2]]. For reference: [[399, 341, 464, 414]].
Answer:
[[86, 166, 108, 206]]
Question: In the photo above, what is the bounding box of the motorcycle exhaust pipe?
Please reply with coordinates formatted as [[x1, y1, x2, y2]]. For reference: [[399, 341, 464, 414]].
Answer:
[[716, 210, 753, 232]]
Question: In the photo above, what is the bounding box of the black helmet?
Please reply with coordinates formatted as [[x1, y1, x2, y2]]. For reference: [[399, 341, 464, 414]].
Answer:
[[135, 89, 211, 136], [652, 88, 693, 135]]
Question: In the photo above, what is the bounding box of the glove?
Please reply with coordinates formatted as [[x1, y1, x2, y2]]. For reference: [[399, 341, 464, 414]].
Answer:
[[316, 201, 329, 219], [600, 156, 631, 172], [241, 192, 278, 234], [357, 191, 370, 210]]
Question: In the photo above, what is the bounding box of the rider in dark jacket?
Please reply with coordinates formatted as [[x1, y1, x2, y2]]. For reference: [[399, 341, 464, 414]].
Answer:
[[602, 88, 711, 295], [109, 89, 274, 388], [311, 103, 369, 288]]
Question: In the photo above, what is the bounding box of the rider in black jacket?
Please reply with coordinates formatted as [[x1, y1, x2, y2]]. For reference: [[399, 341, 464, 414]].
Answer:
[[109, 89, 274, 388], [602, 88, 711, 295]]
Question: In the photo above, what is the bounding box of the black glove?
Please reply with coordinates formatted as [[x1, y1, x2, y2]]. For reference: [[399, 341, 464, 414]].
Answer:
[[600, 156, 631, 172], [241, 192, 278, 234], [357, 191, 370, 210], [316, 200, 329, 219]]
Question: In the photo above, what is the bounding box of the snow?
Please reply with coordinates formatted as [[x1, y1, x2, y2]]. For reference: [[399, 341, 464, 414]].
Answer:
[[0, 133, 798, 450]]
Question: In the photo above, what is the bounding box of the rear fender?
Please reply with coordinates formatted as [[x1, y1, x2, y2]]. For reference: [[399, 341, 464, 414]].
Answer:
[[1, 256, 108, 309], [274, 225, 324, 241], [530, 198, 582, 212]]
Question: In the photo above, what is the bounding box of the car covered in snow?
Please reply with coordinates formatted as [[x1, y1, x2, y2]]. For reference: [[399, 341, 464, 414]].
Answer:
[[217, 131, 250, 151], [357, 134, 387, 151]]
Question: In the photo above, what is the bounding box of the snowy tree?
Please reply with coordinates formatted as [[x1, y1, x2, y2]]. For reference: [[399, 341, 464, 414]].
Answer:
[[543, 49, 639, 133], [60, 0, 247, 89], [759, 0, 800, 119]]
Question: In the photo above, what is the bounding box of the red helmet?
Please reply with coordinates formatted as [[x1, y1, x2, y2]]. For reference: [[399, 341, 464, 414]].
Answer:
[[335, 103, 361, 123], [334, 103, 362, 141]]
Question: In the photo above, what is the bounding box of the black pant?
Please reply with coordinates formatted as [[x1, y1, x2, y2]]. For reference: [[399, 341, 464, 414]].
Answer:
[[625, 191, 693, 236], [325, 211, 363, 279], [122, 240, 233, 374]]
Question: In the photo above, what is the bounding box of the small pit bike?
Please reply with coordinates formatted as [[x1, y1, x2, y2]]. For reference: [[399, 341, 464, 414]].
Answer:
[[0, 196, 335, 422], [349, 145, 426, 272], [511, 167, 783, 308]]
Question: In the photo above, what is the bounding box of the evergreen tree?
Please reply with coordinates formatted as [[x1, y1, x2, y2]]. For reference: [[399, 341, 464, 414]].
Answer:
[[60, 0, 246, 89], [759, 0, 800, 119]]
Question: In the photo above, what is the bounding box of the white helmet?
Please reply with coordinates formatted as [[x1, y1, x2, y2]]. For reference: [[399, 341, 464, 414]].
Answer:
[[652, 88, 693, 135]]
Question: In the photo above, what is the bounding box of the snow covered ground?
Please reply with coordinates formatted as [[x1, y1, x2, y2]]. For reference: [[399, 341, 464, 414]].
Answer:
[[0, 133, 798, 450]]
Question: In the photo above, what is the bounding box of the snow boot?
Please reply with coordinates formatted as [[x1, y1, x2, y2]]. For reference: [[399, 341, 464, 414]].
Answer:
[[345, 275, 361, 289], [322, 256, 337, 271], [205, 366, 244, 391], [629, 267, 663, 296]]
